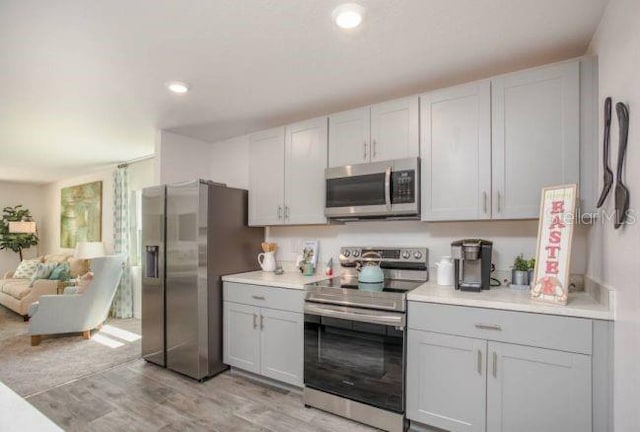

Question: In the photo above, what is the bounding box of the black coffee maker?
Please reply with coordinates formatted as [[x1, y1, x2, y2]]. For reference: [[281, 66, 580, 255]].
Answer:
[[451, 239, 493, 292]]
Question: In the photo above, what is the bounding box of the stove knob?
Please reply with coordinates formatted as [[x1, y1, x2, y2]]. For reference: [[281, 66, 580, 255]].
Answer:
[[414, 251, 423, 260], [352, 249, 360, 258], [402, 250, 411, 259], [343, 249, 351, 257]]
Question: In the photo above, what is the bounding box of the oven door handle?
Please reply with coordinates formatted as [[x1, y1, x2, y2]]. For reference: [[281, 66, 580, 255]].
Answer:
[[304, 303, 405, 329], [384, 166, 392, 210]]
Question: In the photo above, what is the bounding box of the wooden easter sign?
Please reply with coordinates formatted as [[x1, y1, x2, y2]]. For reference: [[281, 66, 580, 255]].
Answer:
[[531, 185, 577, 305]]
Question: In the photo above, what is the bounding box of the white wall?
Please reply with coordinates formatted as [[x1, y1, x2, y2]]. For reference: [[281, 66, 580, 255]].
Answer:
[[42, 168, 115, 256], [156, 130, 214, 184], [267, 220, 589, 275], [588, 1, 640, 430], [0, 182, 47, 275], [210, 135, 250, 190]]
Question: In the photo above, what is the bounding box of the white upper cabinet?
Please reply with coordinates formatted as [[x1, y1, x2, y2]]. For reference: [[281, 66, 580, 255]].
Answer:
[[491, 61, 580, 219], [370, 96, 420, 162], [284, 117, 328, 225], [249, 127, 286, 226], [421, 81, 492, 221], [329, 107, 370, 167], [328, 97, 419, 167]]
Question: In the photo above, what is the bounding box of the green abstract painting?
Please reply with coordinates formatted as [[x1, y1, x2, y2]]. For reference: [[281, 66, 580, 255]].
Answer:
[[60, 181, 102, 248]]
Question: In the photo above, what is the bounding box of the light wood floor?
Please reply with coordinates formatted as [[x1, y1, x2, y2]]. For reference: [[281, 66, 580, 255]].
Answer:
[[26, 359, 378, 432]]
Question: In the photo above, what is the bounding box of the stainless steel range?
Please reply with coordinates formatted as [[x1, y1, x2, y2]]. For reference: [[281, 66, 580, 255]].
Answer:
[[303, 246, 428, 432]]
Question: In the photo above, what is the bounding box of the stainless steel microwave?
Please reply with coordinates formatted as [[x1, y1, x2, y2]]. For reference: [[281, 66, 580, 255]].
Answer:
[[324, 157, 420, 221]]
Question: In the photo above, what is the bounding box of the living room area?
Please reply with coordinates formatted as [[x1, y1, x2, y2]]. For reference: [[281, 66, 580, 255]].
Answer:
[[0, 158, 154, 403]]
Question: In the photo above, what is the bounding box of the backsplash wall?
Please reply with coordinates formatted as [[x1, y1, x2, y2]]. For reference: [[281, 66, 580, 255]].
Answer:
[[267, 219, 589, 274]]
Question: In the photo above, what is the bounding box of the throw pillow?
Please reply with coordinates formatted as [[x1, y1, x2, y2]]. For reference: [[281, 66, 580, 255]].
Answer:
[[13, 259, 41, 279], [30, 263, 57, 287], [76, 272, 94, 294], [49, 263, 70, 280]]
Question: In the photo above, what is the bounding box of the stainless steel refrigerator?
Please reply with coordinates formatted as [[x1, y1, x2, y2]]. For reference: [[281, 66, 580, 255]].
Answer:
[[141, 180, 264, 380]]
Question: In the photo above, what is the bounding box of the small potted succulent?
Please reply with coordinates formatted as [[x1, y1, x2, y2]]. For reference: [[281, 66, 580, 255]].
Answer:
[[512, 254, 530, 286], [527, 258, 536, 286]]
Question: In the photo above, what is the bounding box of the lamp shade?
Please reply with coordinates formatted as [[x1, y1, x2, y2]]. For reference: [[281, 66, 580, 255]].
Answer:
[[74, 241, 106, 259], [9, 221, 37, 234]]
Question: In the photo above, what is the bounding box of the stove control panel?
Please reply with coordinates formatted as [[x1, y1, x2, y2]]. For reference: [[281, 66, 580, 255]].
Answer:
[[339, 246, 428, 265]]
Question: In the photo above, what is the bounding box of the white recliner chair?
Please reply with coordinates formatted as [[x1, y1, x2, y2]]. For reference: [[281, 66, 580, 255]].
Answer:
[[28, 256, 124, 346]]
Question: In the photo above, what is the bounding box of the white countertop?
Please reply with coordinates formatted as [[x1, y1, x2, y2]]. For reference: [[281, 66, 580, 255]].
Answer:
[[408, 281, 613, 320], [222, 270, 333, 290], [0, 381, 62, 432]]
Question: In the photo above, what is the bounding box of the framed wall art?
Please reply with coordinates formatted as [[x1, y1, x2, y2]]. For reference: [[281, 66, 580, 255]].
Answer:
[[60, 181, 103, 248]]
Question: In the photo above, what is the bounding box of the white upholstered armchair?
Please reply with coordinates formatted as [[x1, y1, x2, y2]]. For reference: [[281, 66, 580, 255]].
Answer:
[[28, 256, 125, 346]]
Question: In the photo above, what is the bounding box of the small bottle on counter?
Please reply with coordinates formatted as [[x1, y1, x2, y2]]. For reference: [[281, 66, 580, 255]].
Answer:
[[325, 258, 333, 276]]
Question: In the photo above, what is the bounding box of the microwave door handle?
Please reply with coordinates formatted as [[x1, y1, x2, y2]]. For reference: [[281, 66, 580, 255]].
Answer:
[[384, 166, 392, 210]]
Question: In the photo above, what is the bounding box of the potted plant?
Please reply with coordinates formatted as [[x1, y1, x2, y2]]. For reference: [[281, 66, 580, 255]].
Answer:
[[512, 254, 530, 286], [527, 258, 536, 286], [0, 205, 39, 261]]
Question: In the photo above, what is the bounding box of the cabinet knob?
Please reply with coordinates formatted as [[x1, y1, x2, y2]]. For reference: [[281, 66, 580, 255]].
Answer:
[[277, 206, 283, 219], [363, 141, 367, 160], [253, 313, 258, 329], [477, 349, 483, 375]]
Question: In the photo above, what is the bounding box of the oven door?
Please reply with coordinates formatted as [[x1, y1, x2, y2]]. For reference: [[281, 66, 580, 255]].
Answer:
[[304, 302, 406, 413]]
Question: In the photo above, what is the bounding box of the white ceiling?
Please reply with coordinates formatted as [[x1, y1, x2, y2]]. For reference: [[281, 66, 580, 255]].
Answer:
[[0, 0, 608, 183]]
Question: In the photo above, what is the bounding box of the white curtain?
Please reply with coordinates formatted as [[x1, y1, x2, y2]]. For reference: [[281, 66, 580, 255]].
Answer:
[[110, 166, 133, 318]]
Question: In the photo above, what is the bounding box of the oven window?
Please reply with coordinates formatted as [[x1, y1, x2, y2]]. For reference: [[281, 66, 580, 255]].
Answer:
[[304, 314, 404, 413], [326, 173, 386, 208]]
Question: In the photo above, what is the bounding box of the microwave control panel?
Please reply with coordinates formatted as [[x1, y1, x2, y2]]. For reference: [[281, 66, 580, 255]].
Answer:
[[391, 170, 416, 203]]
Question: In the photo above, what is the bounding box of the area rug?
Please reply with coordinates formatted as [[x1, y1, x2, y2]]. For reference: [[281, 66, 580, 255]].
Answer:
[[0, 305, 141, 397]]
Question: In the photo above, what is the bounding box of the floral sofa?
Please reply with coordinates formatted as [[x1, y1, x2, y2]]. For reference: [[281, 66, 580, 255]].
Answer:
[[0, 254, 87, 319]]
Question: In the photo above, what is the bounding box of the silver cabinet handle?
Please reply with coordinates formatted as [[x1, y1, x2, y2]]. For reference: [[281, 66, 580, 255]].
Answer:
[[363, 141, 367, 160], [492, 351, 498, 377], [260, 314, 264, 330], [284, 206, 290, 220], [251, 295, 265, 300], [483, 191, 488, 214], [373, 139, 377, 158], [277, 206, 282, 219], [477, 349, 482, 375], [475, 323, 502, 331], [253, 313, 257, 329], [496, 192, 501, 213]]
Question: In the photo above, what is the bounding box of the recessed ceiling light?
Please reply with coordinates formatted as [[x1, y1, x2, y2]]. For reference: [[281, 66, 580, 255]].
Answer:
[[332, 3, 365, 29], [165, 81, 190, 94]]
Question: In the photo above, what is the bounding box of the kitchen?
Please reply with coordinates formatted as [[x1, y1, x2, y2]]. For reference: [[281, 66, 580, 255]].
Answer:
[[143, 29, 617, 430]]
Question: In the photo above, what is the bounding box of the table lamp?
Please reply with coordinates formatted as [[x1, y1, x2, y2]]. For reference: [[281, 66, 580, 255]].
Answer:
[[74, 241, 106, 274]]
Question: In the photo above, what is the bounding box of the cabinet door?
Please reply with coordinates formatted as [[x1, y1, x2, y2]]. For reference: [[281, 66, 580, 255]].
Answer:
[[492, 61, 580, 219], [407, 330, 487, 432], [223, 302, 261, 374], [421, 81, 492, 221], [248, 127, 285, 226], [259, 308, 303, 387], [329, 107, 371, 167], [370, 96, 419, 162], [486, 342, 591, 432], [284, 117, 328, 225]]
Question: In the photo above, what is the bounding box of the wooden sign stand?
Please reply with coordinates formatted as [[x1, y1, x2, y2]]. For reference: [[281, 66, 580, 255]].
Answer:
[[531, 185, 578, 305]]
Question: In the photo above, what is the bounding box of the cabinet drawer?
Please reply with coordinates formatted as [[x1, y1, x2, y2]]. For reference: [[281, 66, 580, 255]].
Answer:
[[223, 282, 304, 313], [408, 302, 592, 355]]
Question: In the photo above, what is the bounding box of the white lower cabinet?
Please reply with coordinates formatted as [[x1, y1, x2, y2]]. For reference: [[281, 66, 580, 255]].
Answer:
[[222, 283, 304, 387], [486, 342, 591, 432], [407, 331, 487, 432], [223, 302, 261, 374], [260, 308, 303, 385], [407, 302, 599, 432]]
